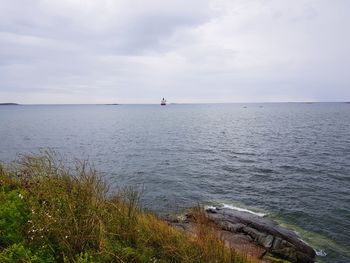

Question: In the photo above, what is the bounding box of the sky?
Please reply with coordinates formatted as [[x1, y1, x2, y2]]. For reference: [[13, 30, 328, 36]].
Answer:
[[0, 0, 349, 104]]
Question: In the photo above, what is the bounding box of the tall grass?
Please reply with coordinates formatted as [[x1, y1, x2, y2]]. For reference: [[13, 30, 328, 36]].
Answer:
[[0, 154, 260, 263]]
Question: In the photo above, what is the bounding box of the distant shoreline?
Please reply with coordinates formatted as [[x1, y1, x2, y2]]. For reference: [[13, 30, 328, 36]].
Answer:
[[0, 103, 19, 106], [1, 102, 350, 106]]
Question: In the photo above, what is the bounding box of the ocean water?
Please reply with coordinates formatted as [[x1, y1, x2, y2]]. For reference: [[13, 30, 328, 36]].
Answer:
[[0, 103, 349, 262]]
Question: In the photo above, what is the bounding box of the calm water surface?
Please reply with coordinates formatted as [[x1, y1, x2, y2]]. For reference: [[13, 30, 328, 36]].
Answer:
[[0, 103, 349, 262]]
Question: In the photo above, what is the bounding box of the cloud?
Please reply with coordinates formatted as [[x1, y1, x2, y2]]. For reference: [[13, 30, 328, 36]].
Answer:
[[0, 0, 349, 103]]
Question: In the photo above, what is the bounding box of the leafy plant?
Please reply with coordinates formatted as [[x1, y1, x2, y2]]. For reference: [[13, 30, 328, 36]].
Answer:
[[0, 243, 54, 263], [0, 188, 28, 246]]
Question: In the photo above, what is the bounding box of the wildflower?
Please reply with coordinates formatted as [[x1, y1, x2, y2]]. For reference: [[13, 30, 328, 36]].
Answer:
[[18, 193, 24, 199]]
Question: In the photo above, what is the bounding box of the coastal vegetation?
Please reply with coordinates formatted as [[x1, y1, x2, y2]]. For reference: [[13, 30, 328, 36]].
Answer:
[[0, 154, 258, 263]]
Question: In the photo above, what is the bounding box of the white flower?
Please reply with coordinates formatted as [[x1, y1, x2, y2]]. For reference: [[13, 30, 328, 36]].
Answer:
[[18, 193, 23, 199]]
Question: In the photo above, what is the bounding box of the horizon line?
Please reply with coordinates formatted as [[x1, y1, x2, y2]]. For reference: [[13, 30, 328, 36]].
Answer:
[[1, 101, 350, 105]]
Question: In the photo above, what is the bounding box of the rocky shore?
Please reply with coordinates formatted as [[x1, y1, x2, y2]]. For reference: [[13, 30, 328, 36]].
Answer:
[[165, 206, 316, 263]]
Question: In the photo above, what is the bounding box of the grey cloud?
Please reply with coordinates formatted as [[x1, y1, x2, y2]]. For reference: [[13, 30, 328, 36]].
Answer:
[[0, 0, 211, 55], [0, 0, 349, 103]]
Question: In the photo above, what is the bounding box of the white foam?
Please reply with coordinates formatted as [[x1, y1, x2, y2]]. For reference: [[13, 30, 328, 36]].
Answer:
[[316, 250, 327, 257], [221, 204, 266, 217], [204, 205, 217, 210]]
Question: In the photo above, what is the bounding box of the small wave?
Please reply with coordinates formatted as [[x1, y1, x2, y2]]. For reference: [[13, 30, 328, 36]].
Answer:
[[204, 205, 217, 210], [316, 249, 327, 257], [238, 159, 255, 163], [221, 204, 266, 217], [254, 167, 275, 174], [221, 165, 240, 172]]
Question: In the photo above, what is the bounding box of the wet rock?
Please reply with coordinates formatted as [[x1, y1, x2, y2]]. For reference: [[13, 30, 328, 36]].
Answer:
[[205, 207, 316, 263], [217, 221, 245, 232]]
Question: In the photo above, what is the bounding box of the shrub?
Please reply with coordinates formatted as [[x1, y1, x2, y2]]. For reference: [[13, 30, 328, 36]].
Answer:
[[0, 187, 28, 246], [0, 243, 54, 263]]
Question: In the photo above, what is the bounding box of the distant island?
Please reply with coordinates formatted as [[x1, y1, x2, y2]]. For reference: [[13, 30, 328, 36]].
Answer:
[[0, 103, 19, 105]]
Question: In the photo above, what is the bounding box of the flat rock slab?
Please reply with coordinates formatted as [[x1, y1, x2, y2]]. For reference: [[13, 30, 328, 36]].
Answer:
[[205, 207, 316, 263]]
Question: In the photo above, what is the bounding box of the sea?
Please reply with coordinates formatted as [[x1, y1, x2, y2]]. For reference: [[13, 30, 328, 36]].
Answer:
[[0, 103, 349, 263]]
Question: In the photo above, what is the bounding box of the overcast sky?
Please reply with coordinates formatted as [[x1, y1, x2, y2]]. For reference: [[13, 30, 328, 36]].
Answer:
[[0, 0, 349, 104]]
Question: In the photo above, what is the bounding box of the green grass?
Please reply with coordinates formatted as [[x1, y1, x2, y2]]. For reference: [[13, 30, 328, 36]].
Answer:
[[0, 154, 259, 263]]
